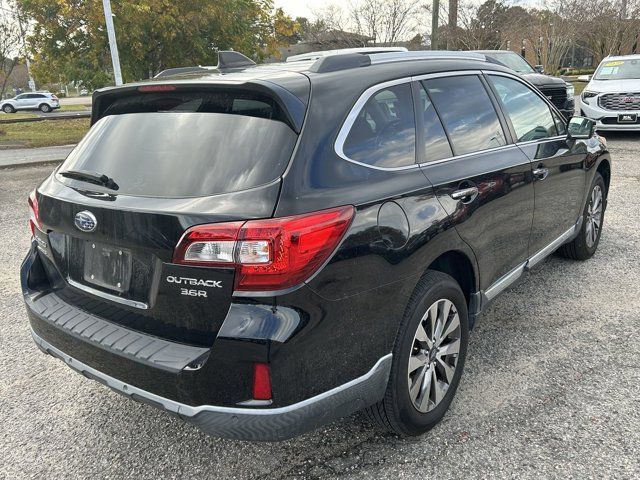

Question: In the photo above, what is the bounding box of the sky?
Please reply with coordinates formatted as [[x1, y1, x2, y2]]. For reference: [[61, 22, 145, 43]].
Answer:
[[273, 0, 328, 18], [274, 0, 541, 20]]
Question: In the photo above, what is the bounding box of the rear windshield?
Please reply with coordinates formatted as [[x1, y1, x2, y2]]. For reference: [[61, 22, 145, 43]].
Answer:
[[58, 91, 298, 198]]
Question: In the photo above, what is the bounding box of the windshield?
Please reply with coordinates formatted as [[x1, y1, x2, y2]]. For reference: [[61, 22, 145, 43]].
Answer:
[[489, 52, 535, 74], [58, 112, 297, 198], [594, 58, 640, 80]]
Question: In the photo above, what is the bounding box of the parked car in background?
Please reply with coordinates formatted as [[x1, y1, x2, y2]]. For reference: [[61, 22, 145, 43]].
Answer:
[[474, 50, 575, 119], [578, 55, 640, 131], [1, 92, 60, 113], [80, 88, 89, 96], [22, 50, 610, 442]]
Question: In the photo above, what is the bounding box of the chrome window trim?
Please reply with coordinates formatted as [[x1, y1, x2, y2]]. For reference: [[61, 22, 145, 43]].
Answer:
[[411, 70, 482, 82], [417, 143, 518, 169], [333, 69, 569, 172], [67, 277, 149, 310], [334, 77, 419, 172], [516, 135, 567, 148], [334, 70, 487, 172]]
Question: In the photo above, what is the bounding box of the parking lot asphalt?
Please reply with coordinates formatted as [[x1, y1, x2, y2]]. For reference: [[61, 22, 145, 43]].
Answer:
[[1, 133, 639, 479]]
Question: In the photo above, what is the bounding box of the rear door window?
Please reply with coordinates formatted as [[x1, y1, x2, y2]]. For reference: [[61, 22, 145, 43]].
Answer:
[[342, 83, 416, 168], [422, 75, 507, 156], [57, 90, 299, 198], [488, 75, 558, 142], [418, 85, 453, 163]]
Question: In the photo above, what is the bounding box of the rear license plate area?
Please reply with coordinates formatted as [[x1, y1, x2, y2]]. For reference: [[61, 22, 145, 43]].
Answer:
[[618, 113, 637, 123], [83, 241, 132, 293]]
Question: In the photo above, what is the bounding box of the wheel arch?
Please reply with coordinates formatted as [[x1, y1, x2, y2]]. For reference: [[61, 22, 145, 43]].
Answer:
[[409, 248, 480, 332], [596, 158, 611, 197]]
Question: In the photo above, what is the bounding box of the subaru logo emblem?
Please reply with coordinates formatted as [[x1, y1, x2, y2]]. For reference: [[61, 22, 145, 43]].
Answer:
[[74, 211, 97, 232]]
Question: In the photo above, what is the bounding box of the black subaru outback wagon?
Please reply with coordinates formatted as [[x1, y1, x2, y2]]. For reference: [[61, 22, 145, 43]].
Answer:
[[22, 50, 611, 441]]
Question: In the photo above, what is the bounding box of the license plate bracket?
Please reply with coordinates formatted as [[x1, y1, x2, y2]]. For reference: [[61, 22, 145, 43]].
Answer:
[[83, 241, 132, 293], [618, 113, 638, 123]]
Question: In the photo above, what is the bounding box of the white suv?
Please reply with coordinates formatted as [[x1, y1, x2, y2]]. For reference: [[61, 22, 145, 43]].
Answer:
[[1, 92, 60, 114], [578, 54, 640, 131]]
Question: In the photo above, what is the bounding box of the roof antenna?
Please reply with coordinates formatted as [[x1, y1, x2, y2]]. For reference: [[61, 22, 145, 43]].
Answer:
[[216, 50, 257, 70]]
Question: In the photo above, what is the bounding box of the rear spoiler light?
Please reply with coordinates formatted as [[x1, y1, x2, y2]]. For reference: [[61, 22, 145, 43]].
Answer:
[[137, 85, 177, 92], [173, 206, 355, 292]]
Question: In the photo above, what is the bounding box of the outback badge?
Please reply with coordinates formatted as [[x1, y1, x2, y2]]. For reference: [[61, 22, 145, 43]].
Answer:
[[74, 211, 97, 232]]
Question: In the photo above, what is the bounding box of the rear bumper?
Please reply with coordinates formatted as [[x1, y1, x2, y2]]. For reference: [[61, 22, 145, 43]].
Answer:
[[22, 243, 394, 440], [31, 329, 391, 441]]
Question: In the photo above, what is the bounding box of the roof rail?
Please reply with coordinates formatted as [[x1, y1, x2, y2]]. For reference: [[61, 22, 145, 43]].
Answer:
[[368, 50, 487, 65], [287, 47, 407, 63], [310, 53, 371, 73], [153, 51, 257, 79], [308, 50, 489, 74], [154, 66, 210, 78]]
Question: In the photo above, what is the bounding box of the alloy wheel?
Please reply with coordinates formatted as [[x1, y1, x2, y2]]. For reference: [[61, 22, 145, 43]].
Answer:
[[585, 184, 603, 248], [407, 298, 461, 413]]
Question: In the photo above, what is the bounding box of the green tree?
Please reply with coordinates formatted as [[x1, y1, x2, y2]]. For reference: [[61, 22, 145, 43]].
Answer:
[[17, 0, 293, 88]]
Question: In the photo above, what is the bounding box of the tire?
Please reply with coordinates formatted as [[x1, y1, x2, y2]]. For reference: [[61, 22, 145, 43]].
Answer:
[[365, 270, 469, 436], [2, 104, 15, 113], [558, 172, 606, 260], [39, 103, 52, 113]]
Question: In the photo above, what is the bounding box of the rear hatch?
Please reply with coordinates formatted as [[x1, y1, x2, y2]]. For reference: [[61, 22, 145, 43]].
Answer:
[[35, 81, 308, 346]]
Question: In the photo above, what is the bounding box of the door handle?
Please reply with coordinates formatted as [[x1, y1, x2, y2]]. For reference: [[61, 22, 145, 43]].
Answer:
[[533, 167, 549, 181], [450, 186, 479, 201]]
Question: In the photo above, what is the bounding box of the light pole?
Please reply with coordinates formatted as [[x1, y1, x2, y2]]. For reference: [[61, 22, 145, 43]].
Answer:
[[15, 7, 35, 91], [102, 0, 123, 86]]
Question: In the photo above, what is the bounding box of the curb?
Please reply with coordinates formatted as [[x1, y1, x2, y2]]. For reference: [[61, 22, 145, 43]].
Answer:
[[0, 144, 76, 169]]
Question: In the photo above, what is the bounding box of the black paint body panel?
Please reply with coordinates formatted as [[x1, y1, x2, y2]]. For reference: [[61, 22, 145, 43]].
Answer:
[[22, 57, 611, 417]]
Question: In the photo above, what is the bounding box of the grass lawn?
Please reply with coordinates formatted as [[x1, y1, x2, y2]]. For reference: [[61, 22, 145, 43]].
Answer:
[[0, 118, 90, 148], [0, 104, 91, 120]]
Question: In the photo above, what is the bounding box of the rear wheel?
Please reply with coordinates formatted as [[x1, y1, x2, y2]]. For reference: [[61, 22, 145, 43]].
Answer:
[[365, 270, 469, 436], [558, 172, 606, 260], [39, 103, 52, 113], [2, 104, 15, 113]]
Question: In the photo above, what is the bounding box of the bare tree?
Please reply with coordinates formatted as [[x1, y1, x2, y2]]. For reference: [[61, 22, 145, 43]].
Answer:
[[565, 0, 640, 63], [0, 7, 21, 98], [348, 0, 427, 45]]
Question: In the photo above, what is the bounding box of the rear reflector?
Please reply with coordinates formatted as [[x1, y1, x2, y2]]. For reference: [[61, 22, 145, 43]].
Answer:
[[28, 190, 40, 236], [173, 206, 355, 292], [252, 363, 272, 400]]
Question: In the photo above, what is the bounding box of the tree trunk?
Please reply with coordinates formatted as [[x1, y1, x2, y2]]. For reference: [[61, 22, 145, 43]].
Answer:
[[447, 0, 458, 49], [431, 0, 440, 49]]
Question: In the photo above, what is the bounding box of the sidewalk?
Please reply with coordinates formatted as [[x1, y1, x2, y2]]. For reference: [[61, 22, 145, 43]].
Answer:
[[0, 144, 75, 168]]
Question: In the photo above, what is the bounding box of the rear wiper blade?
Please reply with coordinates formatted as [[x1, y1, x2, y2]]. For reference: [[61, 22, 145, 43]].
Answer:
[[59, 169, 119, 191]]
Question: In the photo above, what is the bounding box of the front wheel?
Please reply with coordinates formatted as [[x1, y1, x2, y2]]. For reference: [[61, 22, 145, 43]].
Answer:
[[558, 172, 606, 260], [39, 103, 52, 113], [2, 104, 15, 113], [365, 270, 469, 436]]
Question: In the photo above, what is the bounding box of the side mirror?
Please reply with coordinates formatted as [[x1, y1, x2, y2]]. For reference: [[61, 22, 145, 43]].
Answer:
[[534, 65, 545, 74], [567, 116, 595, 139], [577, 74, 591, 82]]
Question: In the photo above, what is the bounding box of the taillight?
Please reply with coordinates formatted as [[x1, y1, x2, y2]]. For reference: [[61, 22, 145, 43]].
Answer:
[[28, 190, 40, 236], [173, 205, 355, 292]]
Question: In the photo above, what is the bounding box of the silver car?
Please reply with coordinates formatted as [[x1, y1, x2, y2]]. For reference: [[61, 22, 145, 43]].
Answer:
[[1, 92, 60, 113], [578, 55, 640, 131]]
